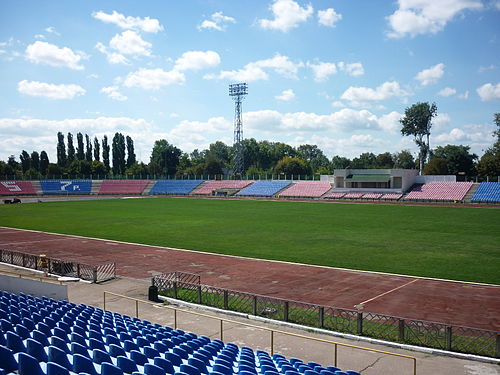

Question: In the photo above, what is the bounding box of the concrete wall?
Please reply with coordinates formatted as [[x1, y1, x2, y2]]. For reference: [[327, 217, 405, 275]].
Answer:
[[0, 274, 68, 300], [415, 175, 456, 183]]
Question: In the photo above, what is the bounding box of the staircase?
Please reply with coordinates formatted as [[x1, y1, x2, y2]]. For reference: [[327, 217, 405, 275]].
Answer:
[[142, 180, 157, 195], [91, 180, 102, 195], [31, 180, 43, 195], [463, 183, 480, 203]]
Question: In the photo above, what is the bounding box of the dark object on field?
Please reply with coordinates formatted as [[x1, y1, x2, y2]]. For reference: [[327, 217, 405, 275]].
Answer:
[[3, 198, 21, 204]]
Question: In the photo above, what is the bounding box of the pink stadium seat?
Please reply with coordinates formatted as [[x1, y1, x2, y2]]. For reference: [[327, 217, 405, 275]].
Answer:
[[279, 182, 331, 198], [98, 180, 149, 195], [380, 193, 402, 200], [343, 193, 364, 199], [193, 180, 254, 195], [362, 193, 382, 199], [0, 181, 36, 195], [404, 182, 473, 201], [324, 192, 345, 199]]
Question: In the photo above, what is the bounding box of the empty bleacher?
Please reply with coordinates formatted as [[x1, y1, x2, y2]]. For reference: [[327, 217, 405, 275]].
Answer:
[[236, 181, 291, 197], [0, 181, 36, 195], [279, 182, 331, 198], [0, 290, 362, 375], [98, 180, 149, 195], [40, 180, 92, 194], [380, 193, 402, 201], [471, 182, 500, 203], [403, 182, 473, 201], [150, 180, 205, 195], [193, 180, 254, 195], [323, 192, 345, 199]]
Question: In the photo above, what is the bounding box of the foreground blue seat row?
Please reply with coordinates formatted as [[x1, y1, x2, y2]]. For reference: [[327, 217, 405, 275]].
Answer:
[[0, 290, 363, 375]]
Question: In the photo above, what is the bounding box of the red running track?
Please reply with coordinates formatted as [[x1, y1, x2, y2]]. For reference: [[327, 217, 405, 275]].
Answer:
[[0, 226, 499, 331]]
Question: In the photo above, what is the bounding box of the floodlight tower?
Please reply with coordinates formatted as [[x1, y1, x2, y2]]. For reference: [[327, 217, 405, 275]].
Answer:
[[229, 83, 248, 176]]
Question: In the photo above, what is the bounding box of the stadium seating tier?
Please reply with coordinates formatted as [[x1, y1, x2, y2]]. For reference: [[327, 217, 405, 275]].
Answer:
[[193, 180, 254, 195], [403, 182, 473, 201], [279, 182, 331, 198], [40, 180, 92, 194], [236, 181, 292, 196], [0, 290, 362, 375], [150, 180, 205, 195], [99, 180, 149, 195], [0, 181, 36, 195], [471, 182, 500, 203]]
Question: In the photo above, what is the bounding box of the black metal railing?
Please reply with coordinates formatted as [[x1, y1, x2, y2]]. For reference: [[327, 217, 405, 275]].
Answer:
[[152, 272, 500, 358], [0, 249, 115, 283]]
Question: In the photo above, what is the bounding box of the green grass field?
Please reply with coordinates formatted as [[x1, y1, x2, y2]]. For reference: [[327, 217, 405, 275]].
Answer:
[[1, 197, 499, 284]]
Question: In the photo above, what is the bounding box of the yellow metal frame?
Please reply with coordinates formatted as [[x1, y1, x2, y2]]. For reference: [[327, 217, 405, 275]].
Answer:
[[0, 269, 64, 284], [104, 291, 417, 375]]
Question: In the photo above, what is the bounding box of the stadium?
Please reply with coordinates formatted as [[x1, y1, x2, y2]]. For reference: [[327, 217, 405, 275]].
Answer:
[[1, 1, 500, 374]]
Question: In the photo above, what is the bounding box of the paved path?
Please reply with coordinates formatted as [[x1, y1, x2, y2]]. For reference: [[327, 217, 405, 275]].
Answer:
[[1, 226, 499, 331]]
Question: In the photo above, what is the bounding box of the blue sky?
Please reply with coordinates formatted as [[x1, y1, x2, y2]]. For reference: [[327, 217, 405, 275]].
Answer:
[[0, 0, 499, 163]]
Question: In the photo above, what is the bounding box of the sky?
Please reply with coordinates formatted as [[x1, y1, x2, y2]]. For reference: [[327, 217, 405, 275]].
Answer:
[[0, 0, 499, 163]]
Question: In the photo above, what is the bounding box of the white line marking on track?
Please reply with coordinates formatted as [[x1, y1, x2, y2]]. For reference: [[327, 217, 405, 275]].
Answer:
[[354, 279, 419, 310], [1, 226, 498, 288]]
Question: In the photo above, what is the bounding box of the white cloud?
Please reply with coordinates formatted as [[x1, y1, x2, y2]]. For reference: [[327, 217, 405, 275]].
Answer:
[[434, 123, 495, 145], [206, 53, 303, 82], [124, 68, 185, 90], [341, 81, 409, 106], [308, 62, 337, 82], [478, 64, 496, 73], [458, 90, 469, 99], [34, 34, 45, 40], [198, 12, 236, 31], [174, 51, 221, 71], [387, 0, 483, 38], [25, 41, 85, 70], [109, 31, 151, 56], [437, 87, 456, 97], [259, 0, 313, 32], [317, 8, 342, 27], [92, 10, 163, 33], [331, 101, 345, 108], [378, 111, 403, 133], [45, 26, 60, 36], [95, 42, 128, 64], [414, 63, 444, 86], [476, 82, 500, 101], [100, 86, 127, 101], [433, 113, 452, 132], [275, 89, 296, 101], [17, 80, 86, 100], [337, 62, 364, 76]]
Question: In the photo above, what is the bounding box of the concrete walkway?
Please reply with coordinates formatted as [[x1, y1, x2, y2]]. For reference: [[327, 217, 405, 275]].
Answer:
[[1, 264, 499, 375]]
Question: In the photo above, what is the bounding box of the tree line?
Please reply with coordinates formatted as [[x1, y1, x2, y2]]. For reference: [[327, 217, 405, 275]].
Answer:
[[1, 107, 499, 178]]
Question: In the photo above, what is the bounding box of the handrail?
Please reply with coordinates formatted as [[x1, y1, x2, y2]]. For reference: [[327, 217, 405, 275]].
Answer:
[[0, 269, 64, 284], [103, 291, 417, 375]]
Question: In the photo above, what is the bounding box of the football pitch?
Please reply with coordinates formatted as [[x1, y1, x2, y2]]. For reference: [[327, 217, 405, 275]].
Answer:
[[1, 197, 499, 284]]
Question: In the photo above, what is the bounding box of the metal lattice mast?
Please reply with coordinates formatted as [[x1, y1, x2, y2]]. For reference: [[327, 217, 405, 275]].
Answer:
[[229, 83, 248, 176]]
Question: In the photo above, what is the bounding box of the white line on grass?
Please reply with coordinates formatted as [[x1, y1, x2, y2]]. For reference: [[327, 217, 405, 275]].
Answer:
[[354, 279, 419, 310]]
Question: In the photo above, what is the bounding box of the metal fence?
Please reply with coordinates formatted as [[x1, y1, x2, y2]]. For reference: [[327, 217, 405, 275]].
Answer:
[[153, 272, 500, 358], [0, 248, 115, 283]]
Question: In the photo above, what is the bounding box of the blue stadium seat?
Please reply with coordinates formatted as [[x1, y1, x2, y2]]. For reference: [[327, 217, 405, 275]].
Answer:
[[17, 352, 45, 375], [150, 180, 205, 195], [0, 345, 18, 373], [40, 180, 92, 194], [236, 180, 292, 197], [471, 182, 500, 202]]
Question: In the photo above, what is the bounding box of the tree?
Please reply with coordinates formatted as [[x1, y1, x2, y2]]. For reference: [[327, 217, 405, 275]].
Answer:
[[432, 145, 477, 176], [68, 160, 91, 175], [76, 133, 85, 161], [30, 151, 40, 172], [93, 137, 100, 161], [297, 144, 330, 172], [331, 156, 351, 169], [274, 156, 311, 176], [85, 134, 93, 162], [67, 133, 75, 163], [91, 160, 107, 175], [206, 141, 231, 165], [47, 163, 64, 176], [477, 113, 500, 176], [125, 162, 148, 176], [126, 136, 136, 168], [40, 151, 49, 175], [102, 135, 110, 170], [375, 152, 394, 169], [20, 150, 31, 173], [424, 158, 448, 175], [400, 102, 437, 174], [56, 132, 66, 167], [0, 161, 16, 176], [393, 150, 415, 169], [112, 132, 126, 175], [150, 139, 182, 176], [351, 152, 376, 169]]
